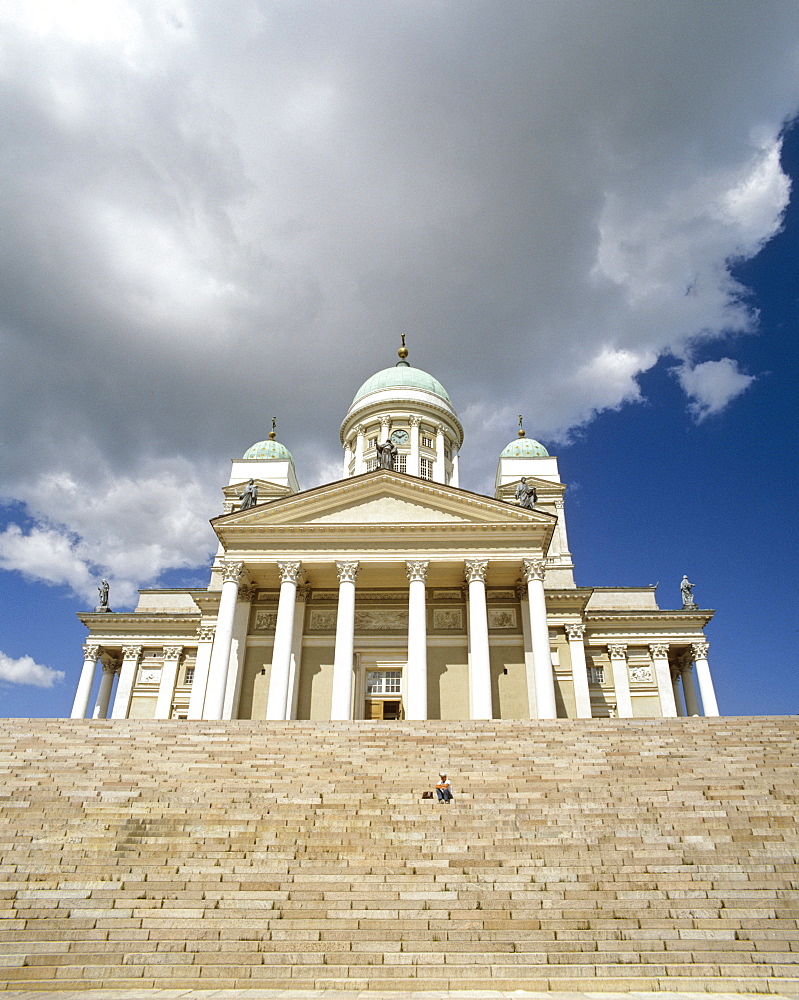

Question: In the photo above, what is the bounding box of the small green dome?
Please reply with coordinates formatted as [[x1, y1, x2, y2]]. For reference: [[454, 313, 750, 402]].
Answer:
[[243, 439, 292, 461], [500, 437, 549, 458], [352, 364, 452, 406]]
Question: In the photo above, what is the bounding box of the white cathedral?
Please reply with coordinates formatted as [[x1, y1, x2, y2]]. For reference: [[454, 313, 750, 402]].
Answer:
[[72, 344, 719, 723]]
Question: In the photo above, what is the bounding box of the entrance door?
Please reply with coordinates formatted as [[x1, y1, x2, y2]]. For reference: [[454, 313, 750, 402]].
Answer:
[[363, 664, 404, 720]]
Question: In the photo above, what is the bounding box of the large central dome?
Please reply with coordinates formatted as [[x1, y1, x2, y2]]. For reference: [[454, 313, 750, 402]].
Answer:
[[351, 364, 452, 407]]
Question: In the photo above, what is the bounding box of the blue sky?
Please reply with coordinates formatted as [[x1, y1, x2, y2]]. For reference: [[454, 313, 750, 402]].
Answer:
[[0, 2, 798, 718]]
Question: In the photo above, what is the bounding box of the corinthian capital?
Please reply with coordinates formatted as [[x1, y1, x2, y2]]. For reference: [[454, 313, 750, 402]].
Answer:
[[690, 641, 710, 661], [336, 560, 360, 584], [82, 643, 102, 662], [406, 560, 429, 583], [162, 645, 184, 661], [277, 561, 302, 585], [197, 625, 215, 643], [121, 645, 143, 662], [521, 558, 546, 584], [464, 559, 488, 584], [222, 560, 244, 585], [565, 624, 586, 641], [649, 643, 670, 659], [607, 644, 628, 660]]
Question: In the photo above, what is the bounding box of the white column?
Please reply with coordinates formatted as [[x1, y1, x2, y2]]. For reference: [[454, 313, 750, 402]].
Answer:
[[72, 644, 101, 719], [288, 585, 310, 720], [379, 415, 391, 444], [354, 424, 366, 475], [223, 583, 254, 719], [517, 584, 538, 719], [649, 643, 678, 718], [204, 561, 244, 720], [607, 644, 633, 718], [671, 666, 686, 717], [343, 440, 352, 478], [522, 558, 557, 719], [451, 453, 460, 488], [110, 645, 143, 719], [406, 560, 429, 720], [330, 560, 359, 720], [681, 662, 701, 716], [691, 642, 719, 716], [155, 645, 183, 719], [188, 625, 215, 719], [408, 416, 421, 478], [465, 559, 492, 719], [266, 561, 302, 720], [566, 624, 592, 719], [434, 423, 446, 483], [92, 656, 118, 719]]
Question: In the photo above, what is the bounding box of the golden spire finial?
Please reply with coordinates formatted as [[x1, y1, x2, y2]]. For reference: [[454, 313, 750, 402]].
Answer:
[[269, 416, 277, 441], [398, 333, 409, 361], [518, 414, 526, 438]]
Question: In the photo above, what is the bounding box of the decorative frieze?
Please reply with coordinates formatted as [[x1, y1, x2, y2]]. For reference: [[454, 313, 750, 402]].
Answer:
[[488, 608, 516, 629], [433, 608, 463, 630], [255, 611, 278, 631], [310, 608, 409, 631], [629, 665, 653, 683]]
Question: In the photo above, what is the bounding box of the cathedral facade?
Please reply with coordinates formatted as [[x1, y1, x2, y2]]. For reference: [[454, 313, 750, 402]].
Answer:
[[72, 349, 719, 723]]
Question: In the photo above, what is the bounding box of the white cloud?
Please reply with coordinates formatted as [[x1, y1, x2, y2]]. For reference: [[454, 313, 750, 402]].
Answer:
[[0, 650, 64, 688], [0, 2, 797, 595], [674, 358, 756, 421], [0, 459, 218, 607]]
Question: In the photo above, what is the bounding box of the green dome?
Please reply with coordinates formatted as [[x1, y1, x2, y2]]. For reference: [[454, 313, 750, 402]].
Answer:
[[243, 439, 292, 461], [352, 364, 452, 406], [500, 436, 549, 458]]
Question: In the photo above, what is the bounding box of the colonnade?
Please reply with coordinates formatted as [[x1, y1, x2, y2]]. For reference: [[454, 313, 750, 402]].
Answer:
[[71, 560, 719, 722], [343, 419, 456, 484]]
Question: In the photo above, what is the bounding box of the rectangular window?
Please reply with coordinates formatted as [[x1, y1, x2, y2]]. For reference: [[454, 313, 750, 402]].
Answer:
[[366, 670, 402, 695], [444, 448, 451, 460], [421, 435, 434, 449], [366, 457, 379, 472], [395, 454, 407, 473], [587, 666, 604, 684], [368, 436, 378, 449], [420, 458, 433, 480], [184, 666, 195, 685]]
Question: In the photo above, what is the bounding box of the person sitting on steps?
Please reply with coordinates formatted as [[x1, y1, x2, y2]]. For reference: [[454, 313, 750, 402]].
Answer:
[[436, 772, 453, 803]]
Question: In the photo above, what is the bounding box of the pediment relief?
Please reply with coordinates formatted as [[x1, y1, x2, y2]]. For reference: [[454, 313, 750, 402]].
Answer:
[[214, 470, 556, 531], [308, 495, 468, 525]]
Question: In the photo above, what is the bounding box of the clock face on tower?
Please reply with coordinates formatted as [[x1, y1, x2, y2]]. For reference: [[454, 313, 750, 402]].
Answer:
[[390, 429, 409, 446]]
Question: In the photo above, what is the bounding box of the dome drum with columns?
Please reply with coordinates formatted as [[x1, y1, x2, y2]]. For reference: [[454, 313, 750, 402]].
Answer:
[[74, 342, 719, 724]]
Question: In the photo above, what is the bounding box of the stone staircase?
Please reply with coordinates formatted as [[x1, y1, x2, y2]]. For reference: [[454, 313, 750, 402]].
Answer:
[[0, 717, 797, 992]]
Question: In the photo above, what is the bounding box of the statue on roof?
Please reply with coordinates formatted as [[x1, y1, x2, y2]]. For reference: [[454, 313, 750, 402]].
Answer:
[[95, 579, 111, 613], [515, 477, 537, 509], [239, 479, 258, 510], [680, 575, 697, 609], [376, 438, 398, 470]]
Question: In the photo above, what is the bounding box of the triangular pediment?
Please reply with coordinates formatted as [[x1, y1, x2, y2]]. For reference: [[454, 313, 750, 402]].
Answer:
[[212, 469, 556, 534]]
